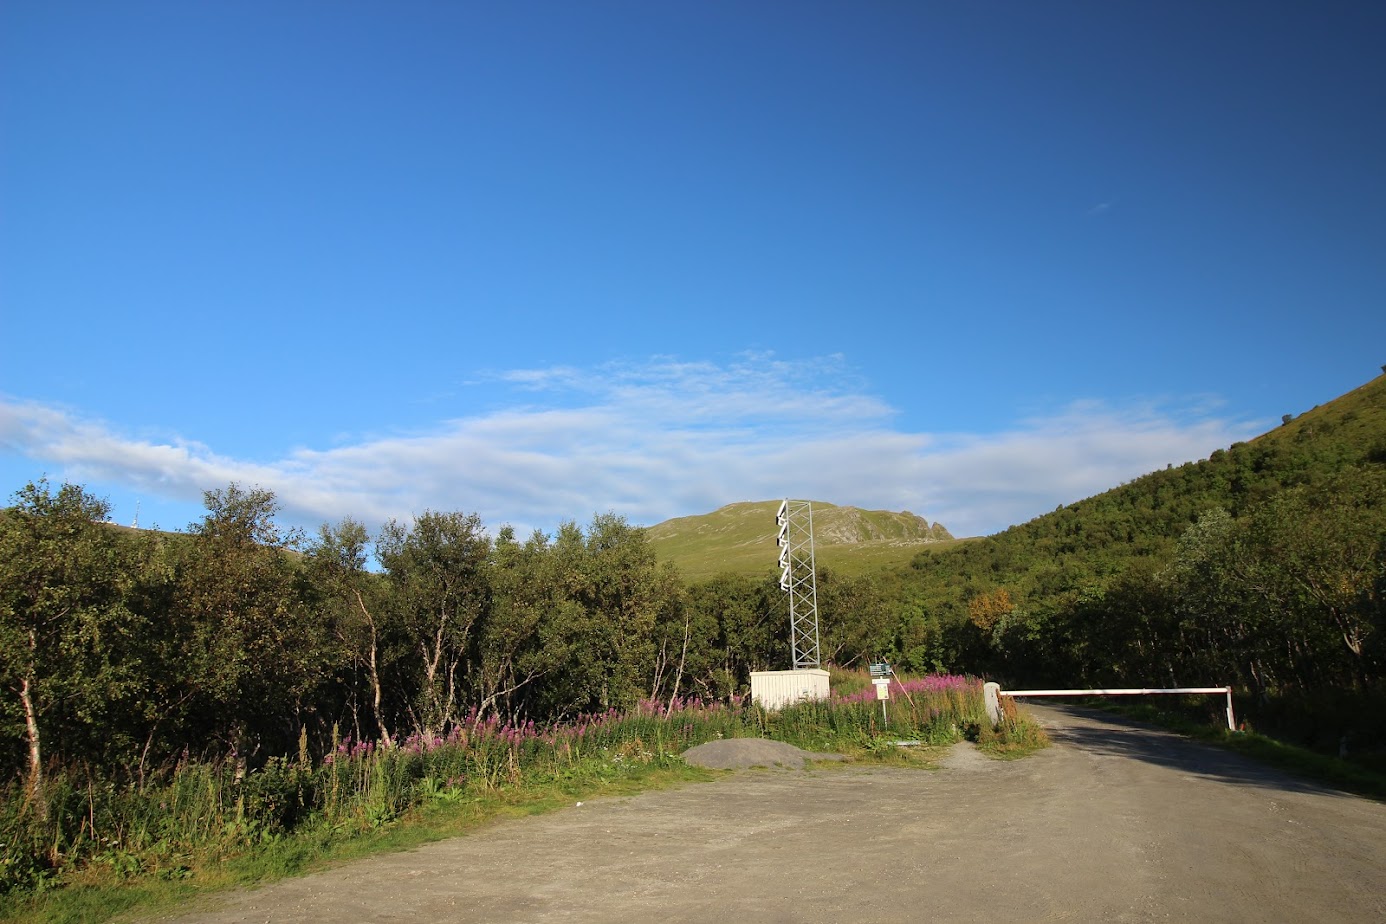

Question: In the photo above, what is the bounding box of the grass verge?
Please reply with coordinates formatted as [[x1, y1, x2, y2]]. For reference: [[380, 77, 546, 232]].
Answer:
[[2, 758, 713, 924], [2, 675, 1049, 923]]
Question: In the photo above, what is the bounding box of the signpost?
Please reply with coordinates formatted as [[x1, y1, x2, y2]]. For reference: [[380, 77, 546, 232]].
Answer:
[[870, 662, 892, 726]]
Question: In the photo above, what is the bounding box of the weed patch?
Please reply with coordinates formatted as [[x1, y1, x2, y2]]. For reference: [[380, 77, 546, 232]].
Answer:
[[1, 675, 1042, 923]]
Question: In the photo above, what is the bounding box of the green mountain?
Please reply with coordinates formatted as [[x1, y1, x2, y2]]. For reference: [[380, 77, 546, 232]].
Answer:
[[647, 500, 955, 580], [894, 371, 1386, 716], [909, 370, 1386, 594]]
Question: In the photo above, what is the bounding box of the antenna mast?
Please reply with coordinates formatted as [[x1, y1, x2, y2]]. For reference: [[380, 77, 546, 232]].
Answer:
[[776, 499, 822, 669]]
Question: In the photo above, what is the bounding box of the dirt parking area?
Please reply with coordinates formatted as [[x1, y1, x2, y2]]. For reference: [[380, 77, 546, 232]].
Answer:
[[153, 705, 1386, 923]]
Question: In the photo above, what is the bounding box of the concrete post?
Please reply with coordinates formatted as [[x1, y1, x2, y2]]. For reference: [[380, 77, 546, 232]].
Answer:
[[983, 681, 1002, 726]]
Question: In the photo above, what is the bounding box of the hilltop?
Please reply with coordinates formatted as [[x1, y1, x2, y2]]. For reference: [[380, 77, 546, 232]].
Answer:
[[647, 500, 955, 581]]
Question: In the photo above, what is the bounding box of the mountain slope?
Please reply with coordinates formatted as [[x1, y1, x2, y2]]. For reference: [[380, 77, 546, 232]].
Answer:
[[892, 371, 1386, 689], [647, 500, 955, 580], [1000, 370, 1386, 565], [903, 371, 1386, 594]]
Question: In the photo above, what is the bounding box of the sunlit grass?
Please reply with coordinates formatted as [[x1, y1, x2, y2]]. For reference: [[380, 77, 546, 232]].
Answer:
[[2, 673, 1046, 923], [3, 759, 715, 924], [646, 500, 968, 580]]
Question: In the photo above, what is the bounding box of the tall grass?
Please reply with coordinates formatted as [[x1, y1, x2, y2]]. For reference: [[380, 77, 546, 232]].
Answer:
[[0, 699, 748, 899], [767, 675, 991, 750], [1, 674, 1041, 908]]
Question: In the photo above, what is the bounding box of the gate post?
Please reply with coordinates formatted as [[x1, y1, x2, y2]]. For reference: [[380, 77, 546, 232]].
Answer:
[[983, 682, 1002, 726]]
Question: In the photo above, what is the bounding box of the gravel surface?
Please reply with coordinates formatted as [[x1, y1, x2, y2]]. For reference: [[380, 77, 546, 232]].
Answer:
[[149, 705, 1386, 923], [680, 738, 844, 770]]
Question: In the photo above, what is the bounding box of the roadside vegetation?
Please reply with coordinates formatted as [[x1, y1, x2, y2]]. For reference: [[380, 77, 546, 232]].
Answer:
[[0, 672, 1029, 923]]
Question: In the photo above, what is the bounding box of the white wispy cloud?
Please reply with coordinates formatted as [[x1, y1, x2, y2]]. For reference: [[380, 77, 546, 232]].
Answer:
[[0, 356, 1259, 538]]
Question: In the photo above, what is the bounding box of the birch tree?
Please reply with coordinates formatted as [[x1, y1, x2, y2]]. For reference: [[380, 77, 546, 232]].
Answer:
[[0, 480, 140, 805], [377, 511, 491, 736]]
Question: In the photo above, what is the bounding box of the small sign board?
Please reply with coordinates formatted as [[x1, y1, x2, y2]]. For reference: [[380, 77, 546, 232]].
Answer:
[[873, 678, 891, 700], [869, 662, 891, 679]]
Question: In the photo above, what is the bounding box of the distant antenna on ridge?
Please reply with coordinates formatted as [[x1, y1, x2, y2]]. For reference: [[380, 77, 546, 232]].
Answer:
[[775, 499, 822, 669], [132, 500, 140, 530]]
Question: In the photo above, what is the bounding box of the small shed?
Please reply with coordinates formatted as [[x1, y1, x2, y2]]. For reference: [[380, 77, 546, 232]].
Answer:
[[750, 668, 830, 710]]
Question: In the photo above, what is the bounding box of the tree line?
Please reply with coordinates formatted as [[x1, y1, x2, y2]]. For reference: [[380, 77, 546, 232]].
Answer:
[[930, 466, 1386, 695], [0, 479, 893, 795]]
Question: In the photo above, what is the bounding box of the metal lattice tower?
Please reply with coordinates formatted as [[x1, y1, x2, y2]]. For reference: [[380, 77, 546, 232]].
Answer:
[[776, 499, 822, 669]]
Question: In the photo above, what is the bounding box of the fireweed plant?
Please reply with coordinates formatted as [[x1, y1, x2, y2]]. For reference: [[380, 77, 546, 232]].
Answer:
[[769, 674, 1045, 753], [0, 674, 1043, 908]]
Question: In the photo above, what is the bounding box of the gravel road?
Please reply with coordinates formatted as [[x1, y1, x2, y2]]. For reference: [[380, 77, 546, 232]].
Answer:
[[152, 704, 1386, 923]]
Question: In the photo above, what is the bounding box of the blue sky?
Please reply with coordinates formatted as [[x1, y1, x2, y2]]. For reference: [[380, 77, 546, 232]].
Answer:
[[3, 2, 1383, 540]]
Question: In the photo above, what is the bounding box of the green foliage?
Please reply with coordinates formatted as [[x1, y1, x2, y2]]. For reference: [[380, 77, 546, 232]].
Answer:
[[542, 513, 666, 712], [974, 694, 1051, 757], [676, 572, 782, 693], [0, 700, 750, 904], [168, 484, 331, 758], [0, 676, 1017, 912], [376, 509, 492, 735], [764, 675, 994, 751], [0, 480, 147, 796], [894, 375, 1386, 701]]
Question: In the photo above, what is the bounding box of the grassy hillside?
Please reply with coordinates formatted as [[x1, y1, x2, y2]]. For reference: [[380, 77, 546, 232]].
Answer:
[[647, 500, 957, 581]]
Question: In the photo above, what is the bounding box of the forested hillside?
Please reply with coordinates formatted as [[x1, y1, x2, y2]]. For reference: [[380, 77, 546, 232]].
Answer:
[[888, 373, 1386, 749]]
